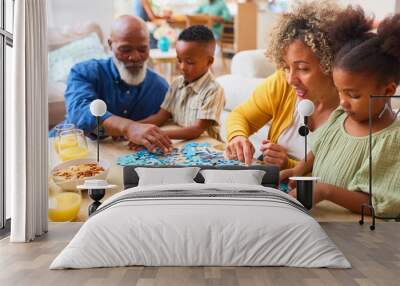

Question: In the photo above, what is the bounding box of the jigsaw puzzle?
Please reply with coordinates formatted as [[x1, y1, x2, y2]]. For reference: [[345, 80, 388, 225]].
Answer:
[[117, 142, 244, 166]]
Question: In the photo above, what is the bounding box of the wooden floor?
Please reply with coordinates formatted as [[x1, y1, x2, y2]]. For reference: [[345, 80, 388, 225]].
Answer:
[[1, 222, 399, 286]]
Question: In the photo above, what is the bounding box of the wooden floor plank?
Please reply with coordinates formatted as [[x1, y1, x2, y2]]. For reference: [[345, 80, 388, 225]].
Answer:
[[0, 222, 399, 286]]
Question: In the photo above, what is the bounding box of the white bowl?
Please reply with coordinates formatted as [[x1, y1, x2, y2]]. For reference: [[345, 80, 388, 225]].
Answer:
[[51, 158, 110, 191]]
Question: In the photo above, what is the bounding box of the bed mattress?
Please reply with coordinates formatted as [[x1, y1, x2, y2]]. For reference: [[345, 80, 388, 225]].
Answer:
[[50, 183, 351, 269]]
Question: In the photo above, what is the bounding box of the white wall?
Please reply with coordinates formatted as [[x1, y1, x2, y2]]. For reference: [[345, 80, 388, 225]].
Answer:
[[114, 0, 204, 18], [338, 0, 398, 20], [257, 4, 279, 49], [256, 0, 400, 49], [47, 0, 114, 39]]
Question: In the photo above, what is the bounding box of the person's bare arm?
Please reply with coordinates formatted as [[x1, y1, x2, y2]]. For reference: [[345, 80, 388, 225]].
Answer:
[[102, 114, 131, 137], [279, 151, 314, 182], [323, 184, 369, 214], [210, 15, 225, 24], [289, 183, 369, 214], [141, 0, 169, 20], [139, 109, 171, 126], [141, 0, 157, 20], [162, 119, 212, 140]]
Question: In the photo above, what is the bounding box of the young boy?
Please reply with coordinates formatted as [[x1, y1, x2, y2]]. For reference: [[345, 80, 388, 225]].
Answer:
[[140, 25, 225, 141]]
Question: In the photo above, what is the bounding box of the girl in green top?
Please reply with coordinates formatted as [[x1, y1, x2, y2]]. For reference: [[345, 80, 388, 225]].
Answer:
[[281, 7, 400, 217]]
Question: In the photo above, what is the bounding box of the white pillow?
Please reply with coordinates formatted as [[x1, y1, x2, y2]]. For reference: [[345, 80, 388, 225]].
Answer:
[[136, 167, 200, 186], [48, 32, 109, 83], [200, 169, 266, 185]]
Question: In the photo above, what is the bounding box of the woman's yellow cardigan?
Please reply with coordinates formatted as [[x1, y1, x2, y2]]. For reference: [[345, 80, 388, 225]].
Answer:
[[226, 70, 298, 168]]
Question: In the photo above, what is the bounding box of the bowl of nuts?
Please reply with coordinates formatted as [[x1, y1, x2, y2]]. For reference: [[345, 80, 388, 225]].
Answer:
[[51, 158, 110, 191]]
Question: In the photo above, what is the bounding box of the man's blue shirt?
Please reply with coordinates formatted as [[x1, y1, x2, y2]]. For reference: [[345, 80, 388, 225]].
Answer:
[[60, 57, 168, 134]]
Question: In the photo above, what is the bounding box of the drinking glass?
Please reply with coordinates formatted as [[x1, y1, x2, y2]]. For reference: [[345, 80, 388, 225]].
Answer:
[[48, 189, 82, 222], [53, 123, 75, 154], [57, 129, 89, 161]]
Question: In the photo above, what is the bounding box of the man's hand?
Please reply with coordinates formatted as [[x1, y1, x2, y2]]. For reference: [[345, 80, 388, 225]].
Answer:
[[112, 136, 125, 142], [260, 139, 288, 169], [128, 142, 144, 151], [225, 136, 255, 165], [124, 122, 172, 153]]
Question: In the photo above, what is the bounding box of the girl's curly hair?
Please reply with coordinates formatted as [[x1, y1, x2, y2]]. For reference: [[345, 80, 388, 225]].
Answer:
[[266, 0, 342, 74], [329, 7, 400, 84]]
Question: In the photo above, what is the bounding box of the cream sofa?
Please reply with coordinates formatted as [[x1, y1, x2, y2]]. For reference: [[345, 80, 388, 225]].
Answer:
[[47, 22, 109, 128], [216, 49, 276, 155]]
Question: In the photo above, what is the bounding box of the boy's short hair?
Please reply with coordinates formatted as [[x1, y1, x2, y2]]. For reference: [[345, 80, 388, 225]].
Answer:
[[178, 25, 215, 43]]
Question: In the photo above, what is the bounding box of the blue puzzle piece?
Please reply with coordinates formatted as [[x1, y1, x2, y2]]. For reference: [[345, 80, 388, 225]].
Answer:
[[117, 142, 244, 167]]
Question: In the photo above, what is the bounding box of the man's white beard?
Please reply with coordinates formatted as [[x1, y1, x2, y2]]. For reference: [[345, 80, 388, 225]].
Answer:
[[112, 56, 147, 86]]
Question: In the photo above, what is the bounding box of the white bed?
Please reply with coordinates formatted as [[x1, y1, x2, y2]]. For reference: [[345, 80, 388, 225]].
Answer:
[[50, 183, 351, 269]]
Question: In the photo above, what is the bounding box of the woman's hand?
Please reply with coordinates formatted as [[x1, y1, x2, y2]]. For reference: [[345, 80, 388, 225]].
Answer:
[[225, 136, 255, 165], [260, 139, 288, 169]]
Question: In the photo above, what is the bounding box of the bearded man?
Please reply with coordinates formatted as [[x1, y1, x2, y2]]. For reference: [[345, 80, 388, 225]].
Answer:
[[61, 15, 171, 152]]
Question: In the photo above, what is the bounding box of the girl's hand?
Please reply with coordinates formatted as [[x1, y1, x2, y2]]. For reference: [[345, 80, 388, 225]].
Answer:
[[260, 140, 288, 169], [225, 136, 255, 165], [288, 183, 330, 206], [283, 169, 303, 189], [279, 168, 294, 182], [287, 177, 297, 190]]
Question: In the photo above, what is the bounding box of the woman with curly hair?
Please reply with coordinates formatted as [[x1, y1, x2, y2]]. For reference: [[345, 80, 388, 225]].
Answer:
[[225, 0, 341, 168]]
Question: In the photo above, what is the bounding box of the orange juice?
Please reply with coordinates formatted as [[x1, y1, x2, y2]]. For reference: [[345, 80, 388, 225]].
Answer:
[[48, 192, 82, 222], [54, 134, 78, 154], [58, 146, 89, 161]]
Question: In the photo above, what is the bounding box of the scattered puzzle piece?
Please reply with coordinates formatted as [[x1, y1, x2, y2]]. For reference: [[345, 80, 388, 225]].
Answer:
[[117, 142, 244, 167]]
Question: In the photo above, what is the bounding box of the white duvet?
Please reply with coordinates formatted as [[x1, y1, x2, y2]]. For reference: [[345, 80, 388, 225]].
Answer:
[[50, 183, 351, 269]]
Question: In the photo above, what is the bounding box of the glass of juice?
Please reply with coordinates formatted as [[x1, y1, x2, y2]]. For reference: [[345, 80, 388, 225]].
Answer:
[[53, 123, 75, 153], [57, 129, 89, 161], [48, 190, 82, 222]]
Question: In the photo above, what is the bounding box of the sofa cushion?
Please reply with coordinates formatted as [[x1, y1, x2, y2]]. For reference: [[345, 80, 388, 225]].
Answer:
[[48, 32, 109, 83], [216, 74, 264, 111], [230, 49, 275, 78], [48, 22, 105, 51]]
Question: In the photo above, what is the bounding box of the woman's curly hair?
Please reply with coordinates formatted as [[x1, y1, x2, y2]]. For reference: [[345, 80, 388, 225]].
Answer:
[[266, 0, 342, 74]]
